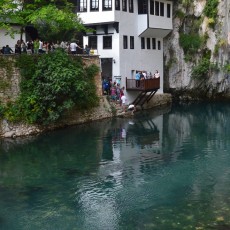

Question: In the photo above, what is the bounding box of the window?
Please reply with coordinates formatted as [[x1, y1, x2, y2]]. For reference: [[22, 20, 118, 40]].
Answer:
[[77, 0, 87, 12], [122, 0, 127, 11], [141, 37, 145, 49], [115, 0, 120, 10], [123, 36, 128, 49], [138, 0, 148, 14], [130, 36, 134, 49], [155, 1, 159, 16], [147, 38, 150, 49], [103, 0, 112, 11], [167, 4, 171, 18], [152, 38, 156, 49], [150, 0, 154, 15], [90, 0, 99, 11], [89, 36, 98, 49], [129, 0, 133, 13], [158, 40, 161, 50], [160, 2, 164, 16], [103, 36, 112, 49]]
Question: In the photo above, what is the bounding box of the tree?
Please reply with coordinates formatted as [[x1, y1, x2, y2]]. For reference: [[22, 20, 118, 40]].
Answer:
[[0, 0, 86, 41]]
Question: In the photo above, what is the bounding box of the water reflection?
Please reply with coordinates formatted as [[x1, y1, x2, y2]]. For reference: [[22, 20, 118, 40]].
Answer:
[[1, 103, 230, 229]]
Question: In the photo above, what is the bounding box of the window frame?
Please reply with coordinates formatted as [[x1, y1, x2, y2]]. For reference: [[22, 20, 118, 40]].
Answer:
[[115, 0, 120, 10], [88, 36, 98, 50], [158, 40, 161, 50], [123, 35, 128, 49], [150, 0, 154, 15], [77, 0, 87, 12], [152, 38, 156, 49], [155, 1, 159, 16], [130, 36, 134, 49], [147, 38, 150, 49], [160, 2, 164, 16], [167, 3, 171, 18], [122, 0, 127, 11], [129, 0, 133, 13], [141, 37, 145, 49], [90, 0, 99, 11], [103, 36, 112, 49], [103, 0, 112, 11]]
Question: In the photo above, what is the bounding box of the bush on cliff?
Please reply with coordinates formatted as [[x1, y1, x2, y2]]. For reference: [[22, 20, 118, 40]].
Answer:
[[4, 50, 99, 125]]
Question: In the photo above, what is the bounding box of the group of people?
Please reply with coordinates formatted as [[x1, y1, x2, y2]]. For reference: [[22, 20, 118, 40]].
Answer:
[[102, 79, 136, 114], [0, 39, 92, 55], [135, 70, 160, 87]]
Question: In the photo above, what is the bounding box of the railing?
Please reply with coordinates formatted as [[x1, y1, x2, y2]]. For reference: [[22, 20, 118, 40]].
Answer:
[[126, 77, 160, 91]]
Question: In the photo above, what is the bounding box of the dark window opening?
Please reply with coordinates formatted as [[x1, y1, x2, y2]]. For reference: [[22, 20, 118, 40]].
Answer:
[[129, 0, 133, 13], [123, 35, 128, 49], [130, 36, 134, 49], [138, 0, 148, 14], [77, 0, 87, 12], [122, 0, 127, 11], [158, 40, 161, 50], [160, 2, 164, 16], [155, 1, 159, 16], [103, 0, 112, 11], [150, 0, 154, 15], [90, 0, 99, 11], [147, 38, 150, 49], [141, 37, 145, 49], [103, 36, 112, 49], [89, 36, 98, 49], [115, 0, 120, 10], [167, 4, 171, 18], [152, 38, 156, 49]]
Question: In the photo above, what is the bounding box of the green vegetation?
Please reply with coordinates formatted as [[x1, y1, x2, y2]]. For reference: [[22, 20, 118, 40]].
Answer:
[[191, 58, 210, 79], [203, 0, 219, 28], [0, 0, 86, 41], [2, 50, 99, 124], [179, 33, 204, 56]]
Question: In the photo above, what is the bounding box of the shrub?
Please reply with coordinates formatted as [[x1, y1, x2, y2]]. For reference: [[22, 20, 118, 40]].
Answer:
[[203, 0, 219, 21], [6, 50, 99, 124], [179, 33, 204, 55], [191, 58, 211, 79]]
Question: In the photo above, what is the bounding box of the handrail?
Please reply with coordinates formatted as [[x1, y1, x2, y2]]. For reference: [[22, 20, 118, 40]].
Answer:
[[126, 77, 160, 91]]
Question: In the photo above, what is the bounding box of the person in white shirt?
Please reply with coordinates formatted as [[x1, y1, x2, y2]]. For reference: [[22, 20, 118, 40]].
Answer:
[[155, 70, 160, 78], [69, 41, 82, 54], [121, 94, 127, 112]]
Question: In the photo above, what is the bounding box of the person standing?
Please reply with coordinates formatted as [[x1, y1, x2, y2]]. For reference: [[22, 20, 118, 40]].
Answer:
[[121, 94, 127, 112], [33, 39, 39, 54], [155, 70, 160, 78], [135, 71, 140, 87], [38, 39, 44, 54], [69, 40, 82, 54]]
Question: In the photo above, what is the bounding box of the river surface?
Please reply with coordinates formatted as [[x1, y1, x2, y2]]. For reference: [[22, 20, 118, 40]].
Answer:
[[1, 102, 230, 230]]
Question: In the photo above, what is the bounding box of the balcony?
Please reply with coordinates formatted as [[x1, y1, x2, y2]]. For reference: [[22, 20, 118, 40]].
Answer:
[[126, 78, 160, 91]]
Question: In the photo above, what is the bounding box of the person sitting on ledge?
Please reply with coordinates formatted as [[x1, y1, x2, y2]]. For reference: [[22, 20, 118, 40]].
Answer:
[[128, 104, 136, 115]]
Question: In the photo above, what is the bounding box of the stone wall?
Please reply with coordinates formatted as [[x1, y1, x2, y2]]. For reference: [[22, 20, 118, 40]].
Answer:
[[0, 56, 20, 104]]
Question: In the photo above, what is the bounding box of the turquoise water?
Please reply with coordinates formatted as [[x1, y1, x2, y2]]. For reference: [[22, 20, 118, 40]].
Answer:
[[1, 102, 230, 229]]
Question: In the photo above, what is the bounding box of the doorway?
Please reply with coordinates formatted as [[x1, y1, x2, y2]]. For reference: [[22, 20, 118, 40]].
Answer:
[[101, 58, 113, 82]]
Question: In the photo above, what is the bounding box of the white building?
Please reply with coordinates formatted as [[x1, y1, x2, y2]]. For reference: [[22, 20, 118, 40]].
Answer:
[[77, 0, 173, 102]]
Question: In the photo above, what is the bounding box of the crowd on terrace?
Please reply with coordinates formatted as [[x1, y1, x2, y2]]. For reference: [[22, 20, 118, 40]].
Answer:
[[0, 39, 91, 55]]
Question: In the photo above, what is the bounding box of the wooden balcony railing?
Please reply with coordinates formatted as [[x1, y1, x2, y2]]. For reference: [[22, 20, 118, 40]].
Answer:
[[126, 77, 160, 91]]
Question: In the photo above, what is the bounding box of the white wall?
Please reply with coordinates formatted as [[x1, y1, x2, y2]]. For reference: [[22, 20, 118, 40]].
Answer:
[[0, 26, 25, 51]]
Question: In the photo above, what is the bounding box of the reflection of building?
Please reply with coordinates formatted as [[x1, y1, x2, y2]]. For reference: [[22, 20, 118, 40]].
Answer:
[[77, 0, 173, 96]]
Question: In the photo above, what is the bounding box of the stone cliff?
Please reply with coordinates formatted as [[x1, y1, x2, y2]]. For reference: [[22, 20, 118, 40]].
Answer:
[[164, 0, 230, 100]]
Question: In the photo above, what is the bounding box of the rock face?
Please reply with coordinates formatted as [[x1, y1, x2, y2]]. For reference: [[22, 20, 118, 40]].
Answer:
[[164, 0, 230, 100]]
